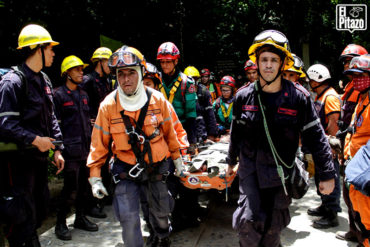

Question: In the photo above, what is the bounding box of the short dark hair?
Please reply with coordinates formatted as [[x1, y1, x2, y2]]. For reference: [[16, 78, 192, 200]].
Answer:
[[256, 44, 286, 62]]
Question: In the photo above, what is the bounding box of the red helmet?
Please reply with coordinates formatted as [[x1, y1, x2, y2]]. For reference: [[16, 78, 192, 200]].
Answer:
[[244, 59, 257, 71], [200, 68, 211, 76], [157, 42, 180, 60], [339, 44, 368, 61], [220, 76, 236, 88]]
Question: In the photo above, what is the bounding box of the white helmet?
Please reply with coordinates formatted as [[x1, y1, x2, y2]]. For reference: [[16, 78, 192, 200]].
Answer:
[[307, 64, 331, 83]]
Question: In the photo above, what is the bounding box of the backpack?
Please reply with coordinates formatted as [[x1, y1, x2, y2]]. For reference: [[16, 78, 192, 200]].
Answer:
[[0, 66, 28, 97]]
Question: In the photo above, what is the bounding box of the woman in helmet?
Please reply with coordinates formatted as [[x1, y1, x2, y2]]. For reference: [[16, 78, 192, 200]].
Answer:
[[200, 68, 221, 103], [0, 24, 64, 247], [213, 76, 236, 135], [87, 46, 182, 247], [342, 54, 370, 247], [226, 30, 335, 247], [53, 56, 98, 240]]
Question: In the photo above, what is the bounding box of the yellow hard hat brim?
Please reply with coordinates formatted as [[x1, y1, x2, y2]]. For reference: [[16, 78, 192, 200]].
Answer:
[[17, 40, 59, 50], [248, 40, 294, 70]]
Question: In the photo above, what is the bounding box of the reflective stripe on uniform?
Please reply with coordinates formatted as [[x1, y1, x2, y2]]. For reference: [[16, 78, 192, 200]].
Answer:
[[236, 120, 246, 125], [0, 111, 20, 117], [173, 119, 180, 125], [302, 118, 320, 131], [163, 116, 171, 122], [94, 123, 110, 135], [205, 106, 213, 110], [196, 116, 204, 120]]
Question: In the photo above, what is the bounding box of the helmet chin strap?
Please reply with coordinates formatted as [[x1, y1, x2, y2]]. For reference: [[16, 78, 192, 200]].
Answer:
[[41, 46, 45, 70], [67, 75, 79, 85], [100, 60, 107, 77]]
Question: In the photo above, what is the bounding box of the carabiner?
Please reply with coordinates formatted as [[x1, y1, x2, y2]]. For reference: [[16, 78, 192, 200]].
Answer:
[[129, 163, 145, 178]]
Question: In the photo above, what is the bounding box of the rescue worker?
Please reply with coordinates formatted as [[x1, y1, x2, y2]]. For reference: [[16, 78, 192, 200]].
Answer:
[[142, 62, 189, 244], [213, 76, 235, 135], [337, 44, 368, 136], [306, 64, 342, 228], [226, 29, 335, 247], [184, 66, 218, 142], [87, 46, 183, 247], [83, 47, 113, 218], [83, 47, 113, 121], [0, 24, 64, 247], [345, 140, 370, 247], [156, 42, 197, 153], [200, 68, 221, 103], [342, 54, 370, 246], [244, 59, 258, 86], [282, 54, 304, 84], [336, 45, 368, 244], [53, 56, 98, 240]]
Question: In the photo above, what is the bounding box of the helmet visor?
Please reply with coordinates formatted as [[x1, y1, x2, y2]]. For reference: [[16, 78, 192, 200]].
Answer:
[[293, 56, 304, 70], [349, 56, 370, 70], [109, 52, 140, 68], [254, 30, 290, 50]]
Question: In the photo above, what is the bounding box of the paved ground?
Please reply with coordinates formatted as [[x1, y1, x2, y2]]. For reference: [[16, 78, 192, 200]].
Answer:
[[38, 179, 358, 247]]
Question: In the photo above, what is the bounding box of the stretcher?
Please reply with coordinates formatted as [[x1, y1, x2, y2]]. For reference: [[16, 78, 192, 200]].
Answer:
[[179, 139, 238, 191]]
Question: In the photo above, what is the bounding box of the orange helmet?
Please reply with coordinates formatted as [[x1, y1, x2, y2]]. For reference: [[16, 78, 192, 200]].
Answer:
[[339, 44, 368, 61], [220, 76, 236, 88], [157, 42, 180, 60]]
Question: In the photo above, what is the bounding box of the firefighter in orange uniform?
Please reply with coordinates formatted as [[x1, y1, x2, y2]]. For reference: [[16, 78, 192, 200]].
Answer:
[[87, 46, 183, 247]]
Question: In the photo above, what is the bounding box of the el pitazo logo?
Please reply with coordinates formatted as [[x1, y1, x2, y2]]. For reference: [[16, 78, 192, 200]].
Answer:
[[336, 4, 367, 33]]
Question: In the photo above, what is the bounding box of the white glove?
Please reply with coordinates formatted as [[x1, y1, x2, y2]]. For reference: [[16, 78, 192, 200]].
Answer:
[[173, 157, 186, 177], [88, 177, 108, 199]]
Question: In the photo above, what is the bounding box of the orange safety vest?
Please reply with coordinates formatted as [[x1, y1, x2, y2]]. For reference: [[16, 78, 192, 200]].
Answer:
[[344, 92, 370, 159]]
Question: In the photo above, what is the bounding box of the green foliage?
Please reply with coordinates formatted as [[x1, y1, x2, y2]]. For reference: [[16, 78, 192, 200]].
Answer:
[[0, 0, 368, 84]]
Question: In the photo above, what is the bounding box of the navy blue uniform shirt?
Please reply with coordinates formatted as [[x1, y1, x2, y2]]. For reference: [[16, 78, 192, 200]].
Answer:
[[227, 79, 336, 188]]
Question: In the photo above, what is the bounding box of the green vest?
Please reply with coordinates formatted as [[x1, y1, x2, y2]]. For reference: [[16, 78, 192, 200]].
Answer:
[[160, 72, 197, 123]]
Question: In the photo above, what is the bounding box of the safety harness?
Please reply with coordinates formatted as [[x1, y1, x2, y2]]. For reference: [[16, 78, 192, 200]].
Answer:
[[112, 88, 167, 184], [159, 74, 187, 103]]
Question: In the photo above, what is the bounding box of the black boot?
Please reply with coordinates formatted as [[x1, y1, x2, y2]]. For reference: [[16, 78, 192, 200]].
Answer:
[[74, 214, 98, 232], [55, 219, 72, 241], [25, 234, 41, 247], [313, 210, 339, 229], [307, 205, 327, 216], [157, 237, 171, 247], [86, 205, 107, 218]]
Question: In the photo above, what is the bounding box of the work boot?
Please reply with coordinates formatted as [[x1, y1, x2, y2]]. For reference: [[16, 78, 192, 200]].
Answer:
[[157, 237, 171, 247], [307, 205, 327, 217], [86, 205, 107, 218], [313, 210, 339, 229], [55, 221, 72, 241], [74, 215, 99, 231], [335, 231, 358, 242], [25, 234, 41, 247]]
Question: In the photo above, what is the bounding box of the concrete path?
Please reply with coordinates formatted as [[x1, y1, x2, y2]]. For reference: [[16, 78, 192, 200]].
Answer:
[[39, 180, 358, 247]]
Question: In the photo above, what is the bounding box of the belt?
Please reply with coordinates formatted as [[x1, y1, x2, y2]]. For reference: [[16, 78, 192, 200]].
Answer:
[[112, 171, 169, 184]]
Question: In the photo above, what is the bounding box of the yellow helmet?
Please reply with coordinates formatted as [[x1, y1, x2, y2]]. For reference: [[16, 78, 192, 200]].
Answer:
[[286, 53, 304, 74], [248, 30, 294, 71], [17, 24, 59, 50], [61, 55, 88, 76], [184, 66, 200, 78], [91, 47, 112, 62]]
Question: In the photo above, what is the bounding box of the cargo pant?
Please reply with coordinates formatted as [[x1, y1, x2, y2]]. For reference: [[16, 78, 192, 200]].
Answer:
[[112, 160, 173, 247], [233, 172, 291, 247], [2, 152, 49, 247]]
